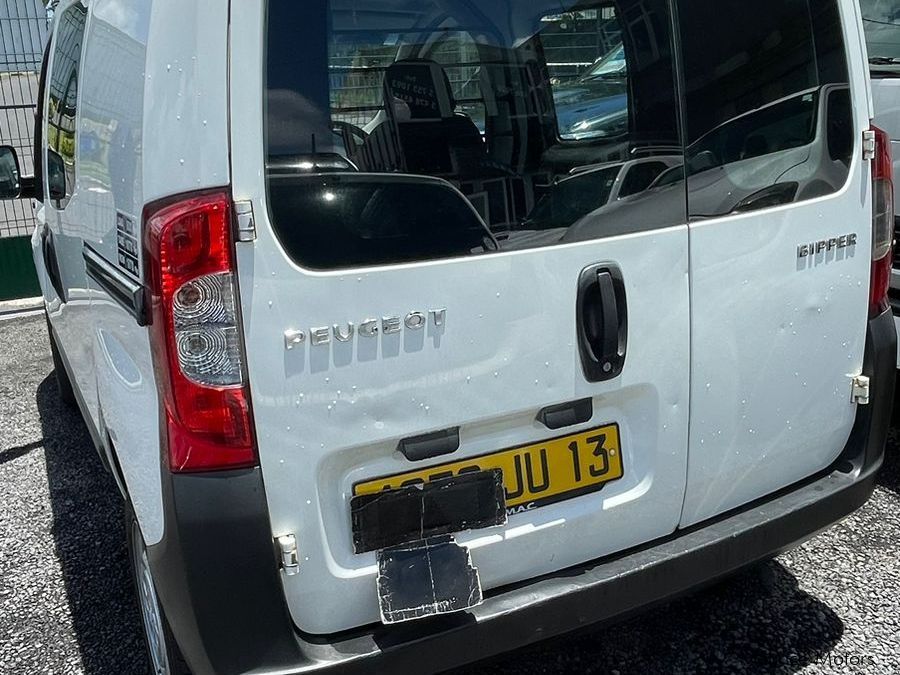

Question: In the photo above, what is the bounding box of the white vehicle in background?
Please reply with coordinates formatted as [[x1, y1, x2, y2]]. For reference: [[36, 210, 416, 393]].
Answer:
[[0, 1, 893, 674], [862, 0, 900, 366]]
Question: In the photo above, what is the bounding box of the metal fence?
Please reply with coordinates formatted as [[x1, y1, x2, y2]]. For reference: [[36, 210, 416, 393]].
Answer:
[[0, 0, 48, 239]]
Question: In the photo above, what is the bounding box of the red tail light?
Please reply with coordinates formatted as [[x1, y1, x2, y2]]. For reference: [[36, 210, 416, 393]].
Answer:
[[870, 125, 894, 318], [144, 189, 257, 472]]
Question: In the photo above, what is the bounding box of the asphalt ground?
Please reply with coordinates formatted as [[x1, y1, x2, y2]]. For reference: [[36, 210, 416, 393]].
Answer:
[[1, 311, 899, 674]]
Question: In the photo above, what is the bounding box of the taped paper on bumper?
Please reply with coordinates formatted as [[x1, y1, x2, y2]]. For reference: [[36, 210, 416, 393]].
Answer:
[[376, 536, 483, 624]]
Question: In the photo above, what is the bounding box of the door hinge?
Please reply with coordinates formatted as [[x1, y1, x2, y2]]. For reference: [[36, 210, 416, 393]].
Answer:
[[275, 534, 300, 575], [863, 129, 876, 161], [234, 200, 256, 242], [850, 375, 870, 405]]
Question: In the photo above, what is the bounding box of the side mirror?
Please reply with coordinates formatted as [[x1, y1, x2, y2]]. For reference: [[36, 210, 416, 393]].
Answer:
[[0, 145, 22, 199], [47, 148, 66, 201]]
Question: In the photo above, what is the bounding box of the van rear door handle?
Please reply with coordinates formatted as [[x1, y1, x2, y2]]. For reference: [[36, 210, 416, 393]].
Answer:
[[398, 427, 460, 462], [576, 264, 627, 382]]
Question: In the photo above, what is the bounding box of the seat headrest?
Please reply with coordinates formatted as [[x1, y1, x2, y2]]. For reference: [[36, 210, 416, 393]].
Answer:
[[384, 60, 455, 120]]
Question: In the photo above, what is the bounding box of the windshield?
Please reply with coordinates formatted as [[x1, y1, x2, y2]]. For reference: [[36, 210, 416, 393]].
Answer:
[[861, 0, 900, 61]]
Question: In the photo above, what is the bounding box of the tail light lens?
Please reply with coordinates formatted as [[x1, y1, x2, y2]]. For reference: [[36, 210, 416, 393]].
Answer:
[[144, 190, 257, 472], [870, 125, 894, 318]]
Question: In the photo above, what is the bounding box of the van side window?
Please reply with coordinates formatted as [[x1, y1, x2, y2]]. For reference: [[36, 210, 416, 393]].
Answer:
[[265, 0, 685, 271], [46, 2, 87, 208], [676, 0, 853, 217]]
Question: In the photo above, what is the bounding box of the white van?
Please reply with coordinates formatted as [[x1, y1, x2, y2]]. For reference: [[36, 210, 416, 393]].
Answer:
[[0, 0, 894, 673]]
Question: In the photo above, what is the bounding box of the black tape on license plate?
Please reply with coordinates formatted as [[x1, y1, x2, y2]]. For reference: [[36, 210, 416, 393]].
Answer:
[[350, 469, 506, 554]]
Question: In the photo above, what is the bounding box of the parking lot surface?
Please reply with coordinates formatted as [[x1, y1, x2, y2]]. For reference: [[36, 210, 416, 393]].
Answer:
[[1, 312, 899, 675]]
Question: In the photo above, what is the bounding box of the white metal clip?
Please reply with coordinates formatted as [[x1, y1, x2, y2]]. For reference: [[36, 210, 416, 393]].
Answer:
[[850, 375, 870, 405]]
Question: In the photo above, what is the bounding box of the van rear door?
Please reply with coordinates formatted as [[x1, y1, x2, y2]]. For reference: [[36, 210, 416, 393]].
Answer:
[[231, 0, 691, 634], [675, 0, 874, 526]]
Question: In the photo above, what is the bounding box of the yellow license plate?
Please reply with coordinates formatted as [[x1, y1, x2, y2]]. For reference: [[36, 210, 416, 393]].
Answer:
[[353, 424, 624, 514]]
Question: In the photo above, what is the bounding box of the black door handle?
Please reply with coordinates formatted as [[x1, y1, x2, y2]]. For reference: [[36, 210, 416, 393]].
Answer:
[[576, 263, 627, 382], [398, 427, 460, 462]]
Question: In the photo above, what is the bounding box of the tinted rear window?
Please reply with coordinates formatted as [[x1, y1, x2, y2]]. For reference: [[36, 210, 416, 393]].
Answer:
[[265, 0, 854, 269], [676, 0, 853, 217], [265, 0, 684, 270]]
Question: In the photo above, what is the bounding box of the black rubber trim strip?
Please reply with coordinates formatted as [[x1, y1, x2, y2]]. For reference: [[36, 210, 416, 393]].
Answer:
[[145, 308, 895, 675], [82, 243, 148, 326]]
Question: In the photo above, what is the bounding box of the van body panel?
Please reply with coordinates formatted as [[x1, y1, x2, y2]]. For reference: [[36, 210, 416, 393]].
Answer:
[[232, 219, 692, 632], [231, 2, 694, 634], [680, 177, 870, 526], [142, 0, 230, 206], [678, 0, 874, 526], [42, 0, 98, 434], [232, 0, 877, 633], [66, 0, 168, 545]]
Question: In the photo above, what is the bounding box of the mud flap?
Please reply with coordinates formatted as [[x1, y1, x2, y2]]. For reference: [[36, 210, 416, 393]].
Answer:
[[376, 536, 483, 624]]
